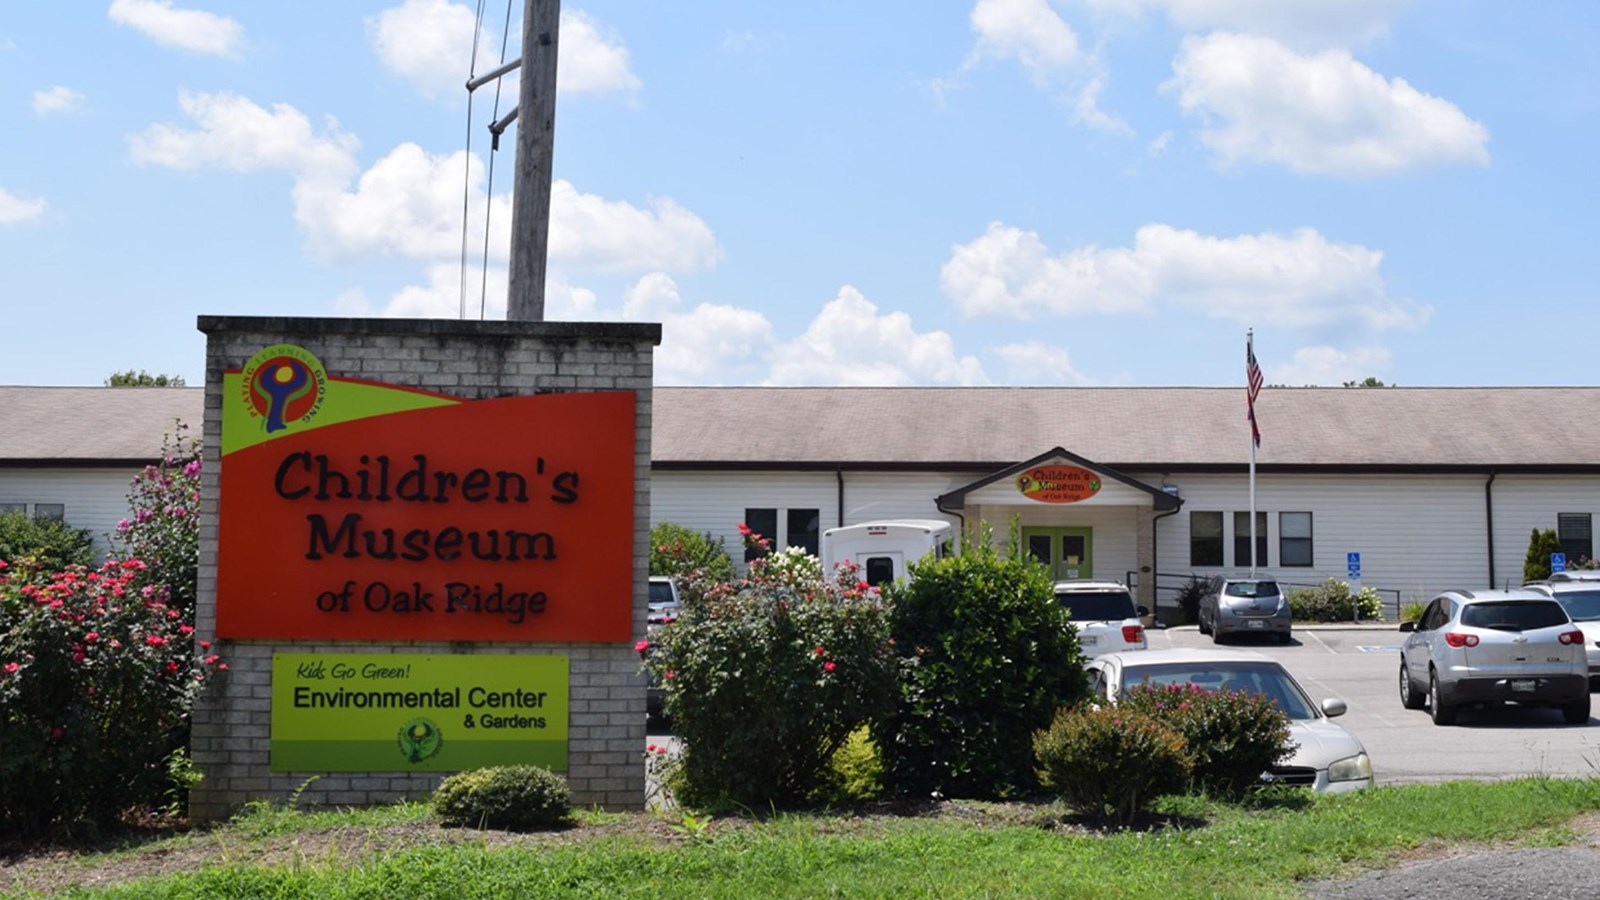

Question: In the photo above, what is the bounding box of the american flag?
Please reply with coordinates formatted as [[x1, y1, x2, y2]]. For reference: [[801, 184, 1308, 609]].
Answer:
[[1246, 334, 1263, 447]]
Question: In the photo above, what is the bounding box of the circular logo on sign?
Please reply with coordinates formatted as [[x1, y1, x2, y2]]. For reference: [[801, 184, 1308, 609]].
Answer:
[[240, 344, 327, 434], [398, 717, 444, 763]]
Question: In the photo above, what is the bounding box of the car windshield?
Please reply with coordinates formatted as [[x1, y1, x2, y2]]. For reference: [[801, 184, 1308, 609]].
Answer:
[[1119, 661, 1317, 720], [1224, 581, 1280, 599], [1057, 590, 1137, 621], [1461, 600, 1569, 631], [1553, 590, 1600, 622]]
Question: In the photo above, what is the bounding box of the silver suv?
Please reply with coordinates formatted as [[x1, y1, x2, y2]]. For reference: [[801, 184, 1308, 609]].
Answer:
[[1054, 580, 1147, 658], [1399, 589, 1589, 726], [1524, 577, 1600, 690]]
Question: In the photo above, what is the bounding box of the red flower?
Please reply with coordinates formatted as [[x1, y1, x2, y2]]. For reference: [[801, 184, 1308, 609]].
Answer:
[[217, 663, 229, 671], [2, 662, 19, 674], [145, 635, 167, 647], [85, 631, 100, 642], [824, 661, 837, 672], [179, 624, 194, 635], [204, 655, 220, 665], [166, 660, 179, 673], [52, 726, 64, 740], [856, 581, 870, 591], [814, 646, 826, 657], [664, 670, 675, 679], [634, 639, 651, 652]]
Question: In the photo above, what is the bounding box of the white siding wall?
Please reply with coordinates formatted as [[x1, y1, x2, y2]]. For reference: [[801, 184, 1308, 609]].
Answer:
[[1142, 472, 1519, 606], [1489, 475, 1600, 584], [0, 468, 141, 557]]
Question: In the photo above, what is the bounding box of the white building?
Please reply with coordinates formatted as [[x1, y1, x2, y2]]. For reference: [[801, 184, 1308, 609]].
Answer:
[[5, 385, 1597, 617]]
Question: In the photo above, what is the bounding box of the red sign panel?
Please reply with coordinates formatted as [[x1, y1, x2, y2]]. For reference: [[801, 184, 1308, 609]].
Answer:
[[218, 388, 636, 642], [1015, 465, 1103, 504]]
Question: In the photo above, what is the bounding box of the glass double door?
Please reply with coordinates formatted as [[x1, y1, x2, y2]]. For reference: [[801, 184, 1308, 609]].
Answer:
[[1023, 527, 1093, 581]]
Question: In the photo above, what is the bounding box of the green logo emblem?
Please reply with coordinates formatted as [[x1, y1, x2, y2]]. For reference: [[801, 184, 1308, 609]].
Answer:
[[398, 717, 444, 763]]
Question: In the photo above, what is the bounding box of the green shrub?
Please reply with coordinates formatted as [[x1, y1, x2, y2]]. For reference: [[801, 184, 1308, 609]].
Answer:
[[0, 559, 223, 839], [432, 765, 571, 831], [1033, 706, 1192, 825], [873, 523, 1088, 800], [0, 511, 94, 573], [643, 547, 896, 809], [1525, 528, 1565, 582], [1400, 601, 1425, 623], [810, 726, 884, 805], [649, 521, 736, 585], [1173, 574, 1221, 625], [1119, 683, 1292, 798], [1286, 579, 1384, 622]]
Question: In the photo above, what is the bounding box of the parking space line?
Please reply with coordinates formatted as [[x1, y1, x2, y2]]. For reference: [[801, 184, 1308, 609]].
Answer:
[[1305, 630, 1338, 654]]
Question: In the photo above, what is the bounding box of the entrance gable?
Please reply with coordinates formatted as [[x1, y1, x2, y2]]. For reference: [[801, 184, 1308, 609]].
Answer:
[[937, 447, 1180, 512]]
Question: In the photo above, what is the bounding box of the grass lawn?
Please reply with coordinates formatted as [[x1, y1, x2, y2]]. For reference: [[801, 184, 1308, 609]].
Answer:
[[6, 778, 1600, 898]]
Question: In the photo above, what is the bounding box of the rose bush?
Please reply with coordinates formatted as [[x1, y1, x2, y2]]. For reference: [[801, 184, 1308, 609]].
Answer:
[[0, 558, 222, 839], [642, 532, 896, 808], [111, 424, 201, 620]]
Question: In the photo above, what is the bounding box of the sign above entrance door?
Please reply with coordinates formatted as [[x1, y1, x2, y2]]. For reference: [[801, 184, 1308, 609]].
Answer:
[[1015, 465, 1102, 504]]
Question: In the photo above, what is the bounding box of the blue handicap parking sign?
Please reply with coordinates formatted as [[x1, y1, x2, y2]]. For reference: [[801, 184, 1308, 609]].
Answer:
[[1553, 553, 1567, 573]]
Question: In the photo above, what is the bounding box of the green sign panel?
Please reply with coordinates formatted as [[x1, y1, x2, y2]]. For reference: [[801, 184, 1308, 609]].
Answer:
[[271, 653, 568, 772]]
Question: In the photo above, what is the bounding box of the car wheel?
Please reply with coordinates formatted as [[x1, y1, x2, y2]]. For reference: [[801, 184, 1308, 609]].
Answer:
[[1563, 692, 1591, 726], [1198, 610, 1211, 636], [1399, 660, 1425, 710], [1278, 630, 1293, 646], [1428, 669, 1457, 726]]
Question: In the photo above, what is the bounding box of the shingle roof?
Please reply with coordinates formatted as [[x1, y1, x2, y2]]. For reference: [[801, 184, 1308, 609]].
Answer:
[[0, 386, 203, 462], [4, 385, 1597, 471], [651, 387, 1600, 470]]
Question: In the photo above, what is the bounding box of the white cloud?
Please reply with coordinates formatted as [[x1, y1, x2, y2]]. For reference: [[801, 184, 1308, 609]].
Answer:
[[129, 90, 714, 274], [970, 0, 1081, 85], [368, 1, 639, 99], [32, 85, 84, 116], [1166, 32, 1489, 177], [618, 274, 775, 385], [549, 180, 721, 272], [128, 90, 358, 180], [107, 0, 243, 57], [293, 143, 504, 262], [768, 286, 990, 386], [1076, 0, 1405, 47], [560, 9, 642, 95], [368, 0, 483, 100], [990, 341, 1092, 384], [1074, 75, 1132, 134], [942, 221, 1432, 331], [0, 188, 47, 225], [1270, 344, 1393, 386]]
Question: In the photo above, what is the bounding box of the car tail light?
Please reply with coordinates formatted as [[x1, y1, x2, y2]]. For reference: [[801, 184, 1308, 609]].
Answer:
[[1122, 624, 1145, 644], [1444, 632, 1479, 648], [1560, 629, 1585, 645]]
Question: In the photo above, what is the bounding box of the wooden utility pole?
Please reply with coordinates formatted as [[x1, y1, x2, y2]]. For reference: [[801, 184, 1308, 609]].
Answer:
[[507, 0, 560, 321]]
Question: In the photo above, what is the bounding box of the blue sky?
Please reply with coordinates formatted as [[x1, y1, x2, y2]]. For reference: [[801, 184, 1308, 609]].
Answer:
[[3, 1, 1597, 388]]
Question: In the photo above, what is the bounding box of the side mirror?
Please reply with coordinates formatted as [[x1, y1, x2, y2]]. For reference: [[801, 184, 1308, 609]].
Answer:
[[1136, 606, 1150, 617], [1321, 698, 1348, 718], [1398, 621, 1417, 633]]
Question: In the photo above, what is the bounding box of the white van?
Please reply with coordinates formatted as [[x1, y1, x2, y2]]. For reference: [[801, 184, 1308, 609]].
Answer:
[[820, 519, 955, 587]]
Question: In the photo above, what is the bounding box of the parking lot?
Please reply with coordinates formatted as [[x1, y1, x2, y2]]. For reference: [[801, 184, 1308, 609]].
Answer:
[[1153, 624, 1600, 784]]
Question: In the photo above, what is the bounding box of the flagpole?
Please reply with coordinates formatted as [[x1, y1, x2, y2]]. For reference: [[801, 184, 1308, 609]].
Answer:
[[1247, 329, 1257, 578]]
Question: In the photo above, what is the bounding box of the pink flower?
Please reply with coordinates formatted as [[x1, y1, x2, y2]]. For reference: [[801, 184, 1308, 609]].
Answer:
[[664, 670, 675, 680], [647, 743, 659, 753], [52, 727, 64, 740], [204, 655, 220, 665], [84, 632, 99, 642], [198, 640, 211, 650], [166, 661, 179, 673], [217, 663, 228, 671], [145, 635, 167, 646], [634, 640, 651, 652], [824, 661, 837, 672], [3, 662, 19, 674], [856, 581, 870, 591], [179, 624, 194, 635]]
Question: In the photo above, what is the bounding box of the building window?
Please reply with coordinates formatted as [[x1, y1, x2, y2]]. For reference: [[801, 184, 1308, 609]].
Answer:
[[1190, 511, 1223, 566], [1559, 513, 1593, 564], [1280, 512, 1313, 567], [743, 507, 778, 563], [0, 502, 25, 515], [787, 508, 820, 557], [32, 503, 65, 522], [1233, 511, 1268, 568]]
